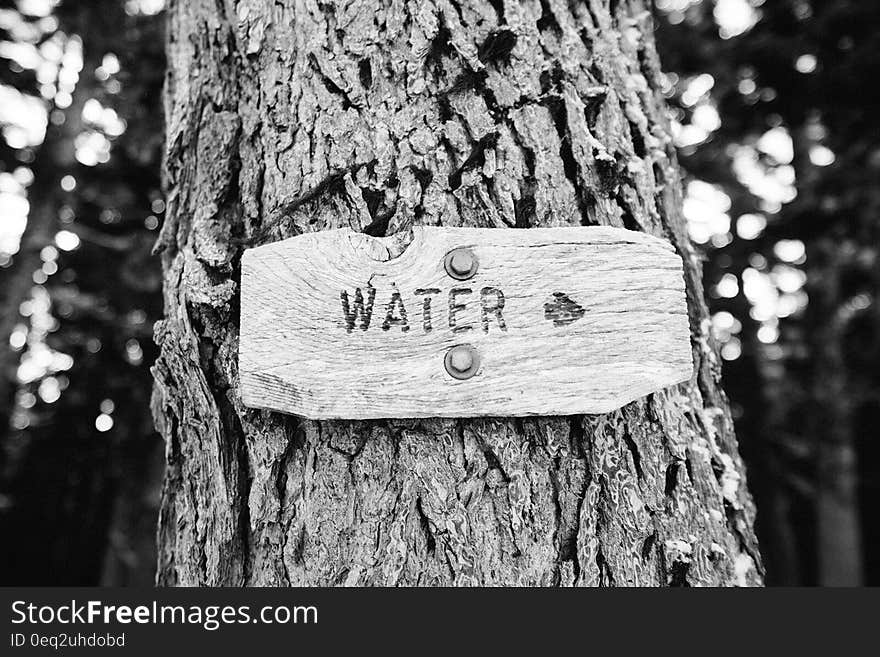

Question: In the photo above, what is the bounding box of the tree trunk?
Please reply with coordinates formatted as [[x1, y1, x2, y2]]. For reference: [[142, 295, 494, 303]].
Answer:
[[811, 253, 864, 586], [152, 0, 762, 586]]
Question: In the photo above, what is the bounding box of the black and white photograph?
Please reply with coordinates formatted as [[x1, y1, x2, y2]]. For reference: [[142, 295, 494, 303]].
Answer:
[[0, 0, 878, 606]]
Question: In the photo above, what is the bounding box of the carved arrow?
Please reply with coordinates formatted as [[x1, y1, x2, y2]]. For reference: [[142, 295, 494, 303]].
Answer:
[[544, 292, 586, 327]]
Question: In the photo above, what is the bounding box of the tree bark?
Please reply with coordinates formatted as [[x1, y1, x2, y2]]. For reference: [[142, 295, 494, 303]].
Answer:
[[153, 0, 762, 586]]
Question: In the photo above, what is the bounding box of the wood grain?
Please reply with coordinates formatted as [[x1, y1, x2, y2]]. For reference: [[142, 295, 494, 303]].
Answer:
[[239, 226, 692, 419]]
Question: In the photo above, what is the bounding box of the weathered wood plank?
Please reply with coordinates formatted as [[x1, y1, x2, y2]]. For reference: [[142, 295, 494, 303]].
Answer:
[[239, 226, 692, 419]]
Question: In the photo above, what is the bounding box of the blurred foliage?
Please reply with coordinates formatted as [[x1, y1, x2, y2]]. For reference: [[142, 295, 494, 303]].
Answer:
[[656, 0, 879, 584], [0, 0, 164, 585]]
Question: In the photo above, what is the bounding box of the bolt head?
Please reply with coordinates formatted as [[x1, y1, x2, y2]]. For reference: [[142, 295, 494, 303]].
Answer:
[[450, 250, 474, 275], [448, 347, 474, 372], [444, 247, 478, 280], [444, 344, 479, 380]]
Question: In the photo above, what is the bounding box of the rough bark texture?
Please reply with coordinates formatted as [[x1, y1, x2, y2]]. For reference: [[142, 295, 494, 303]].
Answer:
[[153, 0, 763, 586]]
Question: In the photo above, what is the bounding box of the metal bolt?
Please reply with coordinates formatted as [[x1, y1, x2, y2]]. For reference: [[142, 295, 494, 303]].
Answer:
[[445, 344, 479, 380], [450, 251, 473, 276], [444, 247, 478, 280], [449, 348, 473, 372]]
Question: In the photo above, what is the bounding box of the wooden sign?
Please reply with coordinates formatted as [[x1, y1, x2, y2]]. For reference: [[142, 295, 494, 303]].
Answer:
[[239, 226, 693, 419]]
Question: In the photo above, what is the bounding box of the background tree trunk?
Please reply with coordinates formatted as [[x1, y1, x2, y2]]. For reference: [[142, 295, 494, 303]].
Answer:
[[153, 0, 762, 586]]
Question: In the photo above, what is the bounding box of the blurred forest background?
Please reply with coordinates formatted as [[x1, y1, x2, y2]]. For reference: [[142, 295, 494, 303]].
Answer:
[[0, 0, 876, 586]]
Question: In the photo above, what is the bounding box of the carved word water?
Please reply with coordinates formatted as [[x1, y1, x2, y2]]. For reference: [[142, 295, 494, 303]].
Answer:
[[340, 285, 507, 334]]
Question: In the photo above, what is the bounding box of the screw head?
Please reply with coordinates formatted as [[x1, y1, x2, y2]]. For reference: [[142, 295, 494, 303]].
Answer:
[[444, 247, 478, 280], [445, 344, 479, 380]]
